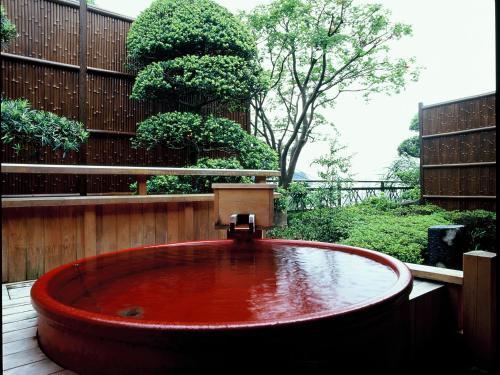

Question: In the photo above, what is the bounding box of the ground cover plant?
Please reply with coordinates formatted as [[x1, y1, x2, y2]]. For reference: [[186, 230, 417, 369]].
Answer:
[[267, 196, 496, 264], [127, 0, 278, 194]]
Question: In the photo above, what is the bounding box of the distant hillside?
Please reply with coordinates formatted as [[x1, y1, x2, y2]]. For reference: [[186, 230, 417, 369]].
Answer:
[[292, 171, 311, 180]]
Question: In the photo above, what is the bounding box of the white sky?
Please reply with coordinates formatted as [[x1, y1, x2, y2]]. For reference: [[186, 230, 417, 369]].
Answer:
[[93, 0, 495, 180]]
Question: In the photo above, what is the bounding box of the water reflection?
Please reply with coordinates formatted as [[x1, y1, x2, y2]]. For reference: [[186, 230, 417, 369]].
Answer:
[[62, 242, 397, 324]]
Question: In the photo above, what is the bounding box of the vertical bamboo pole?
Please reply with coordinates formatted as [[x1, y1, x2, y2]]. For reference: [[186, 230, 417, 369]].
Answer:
[[463, 250, 497, 370], [78, 0, 88, 195]]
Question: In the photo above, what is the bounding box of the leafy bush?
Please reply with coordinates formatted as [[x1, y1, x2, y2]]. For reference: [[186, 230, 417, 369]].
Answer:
[[133, 113, 278, 170], [1, 98, 89, 156], [339, 213, 450, 264], [126, 0, 256, 69], [130, 157, 252, 194], [1, 5, 16, 49], [443, 210, 496, 252], [131, 56, 263, 108]]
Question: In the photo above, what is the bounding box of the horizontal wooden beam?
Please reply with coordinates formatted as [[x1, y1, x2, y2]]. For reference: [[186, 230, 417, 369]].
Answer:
[[87, 129, 136, 136], [405, 263, 463, 285], [424, 195, 496, 200], [1, 52, 135, 78], [1, 52, 79, 71], [2, 192, 281, 208], [1, 163, 281, 177], [47, 0, 135, 22], [422, 161, 496, 168], [421, 91, 495, 110], [422, 126, 496, 139], [1, 194, 213, 208]]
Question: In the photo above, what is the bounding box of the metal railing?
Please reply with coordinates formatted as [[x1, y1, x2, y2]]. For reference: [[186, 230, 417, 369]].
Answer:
[[285, 180, 414, 210]]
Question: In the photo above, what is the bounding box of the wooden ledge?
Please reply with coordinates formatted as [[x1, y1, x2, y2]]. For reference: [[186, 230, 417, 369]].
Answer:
[[1, 194, 214, 208], [405, 263, 463, 285], [1, 163, 281, 177], [2, 193, 282, 208]]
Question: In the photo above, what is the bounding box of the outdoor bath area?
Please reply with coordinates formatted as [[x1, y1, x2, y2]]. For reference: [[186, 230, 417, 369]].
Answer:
[[1, 0, 496, 374]]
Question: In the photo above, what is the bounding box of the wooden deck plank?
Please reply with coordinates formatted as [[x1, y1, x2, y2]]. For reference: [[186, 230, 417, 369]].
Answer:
[[2, 347, 47, 371], [3, 358, 63, 375], [2, 336, 39, 356], [2, 310, 37, 323], [2, 326, 37, 344], [2, 297, 32, 307], [3, 303, 35, 316], [2, 317, 38, 333]]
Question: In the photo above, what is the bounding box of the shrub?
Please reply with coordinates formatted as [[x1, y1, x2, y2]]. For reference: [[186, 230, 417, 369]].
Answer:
[[340, 212, 451, 264], [443, 210, 496, 252], [126, 0, 256, 69], [131, 56, 263, 108], [1, 6, 16, 49], [1, 98, 89, 156], [133, 113, 278, 170]]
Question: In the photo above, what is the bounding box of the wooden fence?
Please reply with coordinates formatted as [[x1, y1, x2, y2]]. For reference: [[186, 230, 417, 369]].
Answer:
[[1, 0, 249, 195], [419, 92, 496, 211]]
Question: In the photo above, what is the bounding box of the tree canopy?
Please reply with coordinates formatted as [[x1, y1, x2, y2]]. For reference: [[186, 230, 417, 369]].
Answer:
[[127, 0, 257, 69], [244, 0, 420, 186]]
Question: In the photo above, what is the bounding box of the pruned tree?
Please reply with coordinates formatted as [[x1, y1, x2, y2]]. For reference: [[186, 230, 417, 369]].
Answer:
[[127, 0, 278, 193], [244, 0, 420, 187]]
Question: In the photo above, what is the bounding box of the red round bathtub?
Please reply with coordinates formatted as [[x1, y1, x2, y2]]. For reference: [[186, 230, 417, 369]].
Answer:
[[31, 239, 413, 374]]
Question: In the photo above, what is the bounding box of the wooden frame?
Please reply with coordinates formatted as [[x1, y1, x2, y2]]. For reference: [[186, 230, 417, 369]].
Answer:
[[212, 183, 277, 228]]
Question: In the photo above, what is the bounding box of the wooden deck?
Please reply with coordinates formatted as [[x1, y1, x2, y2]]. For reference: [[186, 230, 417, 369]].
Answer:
[[2, 281, 76, 375], [1, 279, 448, 374]]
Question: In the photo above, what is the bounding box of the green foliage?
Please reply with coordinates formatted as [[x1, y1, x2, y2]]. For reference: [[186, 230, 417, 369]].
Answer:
[[268, 200, 451, 264], [130, 157, 252, 194], [339, 213, 449, 263], [443, 210, 496, 252], [127, 0, 257, 69], [309, 138, 352, 208], [131, 56, 263, 109], [397, 135, 420, 158], [386, 155, 420, 187], [398, 114, 420, 158], [1, 5, 16, 49], [132, 112, 278, 170], [268, 197, 496, 264], [1, 98, 89, 156]]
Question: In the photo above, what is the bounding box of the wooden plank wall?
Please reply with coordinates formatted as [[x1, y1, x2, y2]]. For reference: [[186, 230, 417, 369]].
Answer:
[[420, 92, 496, 211], [1, 0, 250, 195], [1, 201, 226, 283]]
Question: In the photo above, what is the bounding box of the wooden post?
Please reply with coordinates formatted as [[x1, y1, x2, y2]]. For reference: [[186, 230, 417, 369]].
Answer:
[[137, 176, 148, 195], [255, 176, 266, 183], [418, 102, 424, 203], [463, 251, 497, 370]]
